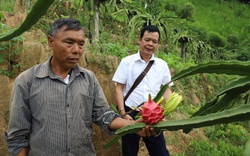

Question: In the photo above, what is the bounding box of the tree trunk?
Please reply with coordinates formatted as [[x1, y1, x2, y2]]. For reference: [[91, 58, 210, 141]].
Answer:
[[88, 0, 94, 43], [93, 0, 100, 42], [197, 47, 203, 63], [181, 42, 187, 62]]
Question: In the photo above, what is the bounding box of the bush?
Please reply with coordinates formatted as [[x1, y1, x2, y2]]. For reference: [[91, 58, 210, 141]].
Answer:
[[208, 31, 227, 48], [0, 0, 14, 12], [185, 124, 248, 156], [227, 34, 240, 45], [177, 2, 194, 20], [187, 139, 244, 156], [205, 124, 249, 146]]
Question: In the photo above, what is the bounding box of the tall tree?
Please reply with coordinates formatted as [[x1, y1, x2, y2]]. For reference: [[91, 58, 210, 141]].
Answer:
[[88, 0, 107, 44]]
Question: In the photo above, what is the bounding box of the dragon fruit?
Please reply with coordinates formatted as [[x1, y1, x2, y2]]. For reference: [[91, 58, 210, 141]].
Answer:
[[139, 92, 183, 125], [140, 94, 164, 125]]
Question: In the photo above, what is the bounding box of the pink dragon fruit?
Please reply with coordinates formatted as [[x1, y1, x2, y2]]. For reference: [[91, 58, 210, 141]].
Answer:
[[140, 94, 164, 125]]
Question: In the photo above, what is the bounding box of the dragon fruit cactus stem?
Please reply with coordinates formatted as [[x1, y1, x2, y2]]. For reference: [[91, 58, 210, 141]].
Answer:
[[140, 94, 164, 125]]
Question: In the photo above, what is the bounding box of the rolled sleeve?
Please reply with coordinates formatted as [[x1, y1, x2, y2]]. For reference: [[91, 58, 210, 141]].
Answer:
[[92, 75, 120, 135], [4, 132, 29, 156], [99, 111, 120, 135], [6, 75, 31, 155]]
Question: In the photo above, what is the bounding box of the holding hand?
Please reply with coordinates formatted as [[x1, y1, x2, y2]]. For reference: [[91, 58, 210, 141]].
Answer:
[[121, 114, 133, 120], [136, 125, 158, 137]]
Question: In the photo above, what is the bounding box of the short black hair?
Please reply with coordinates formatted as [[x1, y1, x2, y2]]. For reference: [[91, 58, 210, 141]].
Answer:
[[140, 25, 161, 42], [48, 18, 83, 37]]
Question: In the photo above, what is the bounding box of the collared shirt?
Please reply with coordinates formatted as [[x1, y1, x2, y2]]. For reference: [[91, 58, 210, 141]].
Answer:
[[5, 57, 118, 156], [112, 52, 173, 108]]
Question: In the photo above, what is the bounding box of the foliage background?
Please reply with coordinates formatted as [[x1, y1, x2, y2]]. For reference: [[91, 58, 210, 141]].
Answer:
[[0, 0, 249, 156]]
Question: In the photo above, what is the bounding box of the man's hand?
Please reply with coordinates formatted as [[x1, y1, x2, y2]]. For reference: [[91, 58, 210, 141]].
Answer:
[[121, 114, 133, 120], [135, 118, 158, 137], [136, 125, 157, 137], [110, 117, 160, 138], [16, 148, 27, 156]]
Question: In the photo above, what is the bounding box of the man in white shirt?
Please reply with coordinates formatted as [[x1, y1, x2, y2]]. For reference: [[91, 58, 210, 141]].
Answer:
[[112, 25, 173, 156]]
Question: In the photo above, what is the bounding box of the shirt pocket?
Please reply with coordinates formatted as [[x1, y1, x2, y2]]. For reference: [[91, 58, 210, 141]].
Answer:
[[79, 93, 94, 122]]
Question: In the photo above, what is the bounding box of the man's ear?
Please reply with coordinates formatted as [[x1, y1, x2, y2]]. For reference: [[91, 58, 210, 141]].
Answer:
[[48, 36, 53, 47], [138, 37, 141, 44]]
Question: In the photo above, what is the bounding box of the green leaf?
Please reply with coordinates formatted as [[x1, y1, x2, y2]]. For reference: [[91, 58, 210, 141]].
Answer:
[[0, 0, 55, 42], [190, 76, 250, 117], [102, 104, 250, 148], [115, 104, 250, 136], [102, 136, 121, 149], [217, 77, 250, 97], [153, 82, 171, 103], [245, 139, 250, 156], [172, 61, 250, 81], [191, 84, 250, 117]]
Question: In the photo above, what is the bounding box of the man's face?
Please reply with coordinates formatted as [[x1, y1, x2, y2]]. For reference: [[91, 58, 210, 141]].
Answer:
[[48, 26, 85, 70], [139, 31, 159, 57]]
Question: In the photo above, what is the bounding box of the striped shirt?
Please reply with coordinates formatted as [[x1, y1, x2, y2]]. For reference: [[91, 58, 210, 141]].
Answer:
[[5, 57, 118, 156]]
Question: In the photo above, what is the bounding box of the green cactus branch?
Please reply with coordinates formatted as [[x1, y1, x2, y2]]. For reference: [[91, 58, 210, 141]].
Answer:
[[171, 61, 250, 80], [154, 61, 250, 107], [216, 77, 250, 97], [104, 104, 250, 149], [0, 0, 55, 42], [116, 104, 250, 135], [191, 83, 250, 117]]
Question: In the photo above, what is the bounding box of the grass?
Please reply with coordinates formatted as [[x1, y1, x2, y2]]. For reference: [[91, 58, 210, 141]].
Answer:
[[0, 0, 14, 12]]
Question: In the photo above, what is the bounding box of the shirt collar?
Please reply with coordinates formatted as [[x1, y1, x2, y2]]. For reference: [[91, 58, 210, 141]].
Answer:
[[35, 56, 84, 79], [135, 51, 155, 63]]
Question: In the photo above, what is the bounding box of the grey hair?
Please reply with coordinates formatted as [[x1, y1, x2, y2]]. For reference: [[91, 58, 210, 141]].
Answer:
[[48, 18, 83, 37]]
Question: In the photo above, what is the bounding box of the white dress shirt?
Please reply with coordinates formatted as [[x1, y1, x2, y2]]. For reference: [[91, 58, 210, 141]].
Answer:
[[112, 52, 173, 109]]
